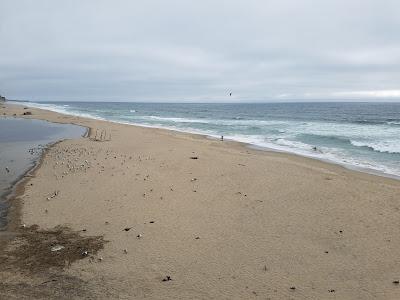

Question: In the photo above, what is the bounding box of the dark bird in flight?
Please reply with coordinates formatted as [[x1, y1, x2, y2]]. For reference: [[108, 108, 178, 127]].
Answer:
[[229, 92, 232, 96]]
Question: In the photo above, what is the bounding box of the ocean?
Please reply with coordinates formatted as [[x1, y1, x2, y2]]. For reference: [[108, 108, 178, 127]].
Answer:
[[19, 101, 400, 178]]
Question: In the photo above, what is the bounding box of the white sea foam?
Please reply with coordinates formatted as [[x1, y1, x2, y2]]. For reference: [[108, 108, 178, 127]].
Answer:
[[137, 115, 288, 127], [138, 116, 212, 124], [230, 134, 400, 177], [350, 140, 400, 154], [17, 101, 107, 122]]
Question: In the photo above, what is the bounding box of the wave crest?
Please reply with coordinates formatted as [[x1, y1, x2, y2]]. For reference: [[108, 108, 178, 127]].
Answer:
[[351, 140, 400, 154]]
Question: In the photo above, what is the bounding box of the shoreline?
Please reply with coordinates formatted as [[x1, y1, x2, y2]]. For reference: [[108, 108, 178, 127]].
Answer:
[[0, 116, 89, 229], [1, 102, 400, 299], [10, 101, 400, 181], [0, 117, 88, 262], [0, 139, 59, 263]]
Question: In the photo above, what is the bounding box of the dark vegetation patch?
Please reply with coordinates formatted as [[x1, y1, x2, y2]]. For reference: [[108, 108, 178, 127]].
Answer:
[[0, 225, 106, 274], [0, 225, 108, 298], [0, 274, 96, 300]]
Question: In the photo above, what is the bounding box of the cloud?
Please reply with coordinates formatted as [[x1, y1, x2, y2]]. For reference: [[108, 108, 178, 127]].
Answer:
[[0, 0, 400, 101], [332, 90, 400, 98]]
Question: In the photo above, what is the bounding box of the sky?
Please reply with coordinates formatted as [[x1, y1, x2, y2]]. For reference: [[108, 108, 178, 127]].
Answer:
[[1, 0, 400, 102]]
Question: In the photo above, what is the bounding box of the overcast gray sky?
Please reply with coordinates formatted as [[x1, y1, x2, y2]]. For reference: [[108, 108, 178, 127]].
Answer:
[[1, 0, 400, 102]]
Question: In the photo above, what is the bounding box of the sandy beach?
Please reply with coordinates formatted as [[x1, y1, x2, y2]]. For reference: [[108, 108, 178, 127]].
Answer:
[[1, 102, 400, 299]]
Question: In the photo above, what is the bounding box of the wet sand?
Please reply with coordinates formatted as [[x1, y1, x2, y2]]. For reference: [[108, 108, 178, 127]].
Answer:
[[1, 102, 400, 299]]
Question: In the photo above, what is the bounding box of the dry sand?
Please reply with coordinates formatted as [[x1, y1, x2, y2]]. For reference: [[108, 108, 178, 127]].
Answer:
[[1, 103, 400, 299]]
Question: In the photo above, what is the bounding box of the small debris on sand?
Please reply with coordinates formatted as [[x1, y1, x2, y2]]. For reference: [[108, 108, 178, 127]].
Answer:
[[123, 227, 132, 231], [50, 245, 65, 252], [162, 276, 172, 282], [136, 234, 142, 239], [23, 111, 32, 115], [290, 286, 296, 290], [393, 280, 400, 285], [46, 191, 59, 201], [190, 156, 198, 160]]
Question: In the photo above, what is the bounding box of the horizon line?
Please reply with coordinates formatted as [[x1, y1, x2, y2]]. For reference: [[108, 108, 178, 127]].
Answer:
[[8, 99, 400, 104]]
